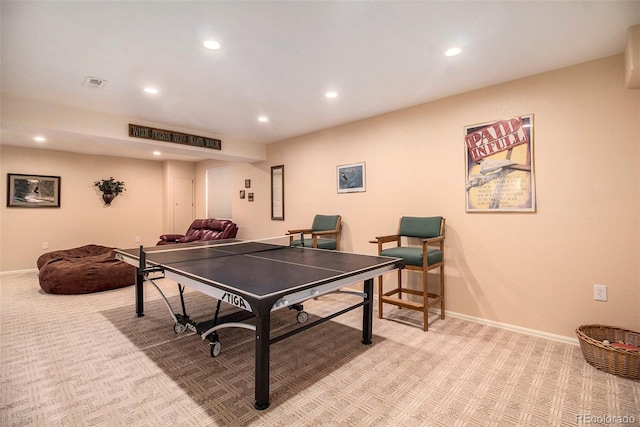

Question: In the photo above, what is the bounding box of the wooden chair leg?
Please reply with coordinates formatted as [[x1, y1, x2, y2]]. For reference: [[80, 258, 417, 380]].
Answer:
[[422, 269, 429, 332], [377, 275, 383, 319], [440, 266, 445, 320], [397, 268, 402, 299]]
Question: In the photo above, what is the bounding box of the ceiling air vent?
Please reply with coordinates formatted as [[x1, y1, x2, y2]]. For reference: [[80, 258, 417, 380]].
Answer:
[[83, 76, 107, 90]]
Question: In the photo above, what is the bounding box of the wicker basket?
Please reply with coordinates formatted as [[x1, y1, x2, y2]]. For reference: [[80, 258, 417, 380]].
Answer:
[[576, 324, 640, 380]]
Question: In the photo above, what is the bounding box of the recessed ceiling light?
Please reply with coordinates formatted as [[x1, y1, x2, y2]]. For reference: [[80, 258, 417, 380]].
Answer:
[[258, 116, 269, 123], [203, 40, 221, 50], [153, 151, 161, 156], [445, 47, 462, 57], [144, 87, 158, 94], [33, 136, 46, 142], [325, 91, 338, 99]]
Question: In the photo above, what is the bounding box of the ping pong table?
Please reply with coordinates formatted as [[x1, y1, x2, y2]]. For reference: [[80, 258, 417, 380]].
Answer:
[[115, 238, 403, 410]]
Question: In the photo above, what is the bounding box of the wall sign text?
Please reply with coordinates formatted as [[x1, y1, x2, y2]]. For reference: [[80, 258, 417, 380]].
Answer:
[[129, 124, 221, 150]]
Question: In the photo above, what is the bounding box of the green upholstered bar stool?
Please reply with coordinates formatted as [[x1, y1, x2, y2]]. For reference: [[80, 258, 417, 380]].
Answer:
[[288, 215, 342, 250], [370, 216, 445, 331]]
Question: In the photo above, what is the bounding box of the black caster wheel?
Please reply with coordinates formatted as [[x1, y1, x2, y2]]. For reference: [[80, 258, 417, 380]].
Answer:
[[173, 323, 187, 334], [210, 341, 222, 357]]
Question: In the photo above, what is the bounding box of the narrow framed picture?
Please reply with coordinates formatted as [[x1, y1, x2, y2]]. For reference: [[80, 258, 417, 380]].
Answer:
[[248, 192, 254, 202], [7, 173, 61, 208], [239, 190, 246, 199], [337, 162, 366, 193], [271, 165, 284, 220], [245, 179, 251, 188]]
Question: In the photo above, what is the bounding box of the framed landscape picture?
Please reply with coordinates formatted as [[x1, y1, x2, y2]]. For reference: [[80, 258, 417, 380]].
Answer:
[[7, 173, 61, 208]]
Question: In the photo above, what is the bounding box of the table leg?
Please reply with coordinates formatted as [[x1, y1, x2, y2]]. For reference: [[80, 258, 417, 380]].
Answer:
[[362, 278, 373, 344], [135, 267, 145, 317], [254, 312, 270, 410]]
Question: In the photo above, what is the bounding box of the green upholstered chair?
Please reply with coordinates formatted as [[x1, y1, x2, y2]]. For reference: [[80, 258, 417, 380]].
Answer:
[[370, 216, 445, 331], [288, 215, 342, 250]]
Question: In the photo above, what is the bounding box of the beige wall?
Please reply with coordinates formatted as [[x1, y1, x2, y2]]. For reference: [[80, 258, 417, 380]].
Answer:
[[162, 160, 196, 232], [1, 54, 637, 341], [194, 160, 273, 241], [220, 54, 640, 338], [195, 159, 230, 219], [0, 146, 164, 271]]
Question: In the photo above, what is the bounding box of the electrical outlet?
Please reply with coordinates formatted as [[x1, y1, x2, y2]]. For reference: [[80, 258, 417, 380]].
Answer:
[[42, 242, 48, 250], [135, 236, 140, 243], [594, 284, 607, 301]]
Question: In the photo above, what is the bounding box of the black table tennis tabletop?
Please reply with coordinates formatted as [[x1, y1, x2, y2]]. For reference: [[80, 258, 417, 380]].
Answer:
[[115, 239, 403, 410]]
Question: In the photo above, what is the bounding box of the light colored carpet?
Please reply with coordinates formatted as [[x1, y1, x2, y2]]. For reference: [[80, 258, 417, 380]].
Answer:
[[1, 272, 638, 426]]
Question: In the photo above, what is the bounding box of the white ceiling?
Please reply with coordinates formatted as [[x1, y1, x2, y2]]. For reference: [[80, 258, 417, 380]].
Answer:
[[1, 1, 639, 162]]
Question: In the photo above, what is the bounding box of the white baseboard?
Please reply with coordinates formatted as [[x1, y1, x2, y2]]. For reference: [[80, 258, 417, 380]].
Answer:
[[440, 309, 579, 346], [372, 291, 579, 345]]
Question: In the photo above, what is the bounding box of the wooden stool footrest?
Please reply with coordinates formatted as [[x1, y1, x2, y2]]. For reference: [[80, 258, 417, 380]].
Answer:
[[380, 292, 443, 310], [380, 295, 423, 310], [383, 287, 423, 297]]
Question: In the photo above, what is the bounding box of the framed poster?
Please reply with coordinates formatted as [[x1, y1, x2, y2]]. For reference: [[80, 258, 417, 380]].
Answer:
[[7, 173, 61, 208], [271, 165, 284, 220], [337, 162, 366, 193], [464, 115, 535, 212]]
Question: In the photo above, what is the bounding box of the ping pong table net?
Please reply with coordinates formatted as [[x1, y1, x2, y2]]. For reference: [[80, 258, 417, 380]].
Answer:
[[143, 235, 298, 265]]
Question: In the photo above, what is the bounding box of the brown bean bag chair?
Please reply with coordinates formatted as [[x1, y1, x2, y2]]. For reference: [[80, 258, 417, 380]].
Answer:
[[37, 244, 135, 294]]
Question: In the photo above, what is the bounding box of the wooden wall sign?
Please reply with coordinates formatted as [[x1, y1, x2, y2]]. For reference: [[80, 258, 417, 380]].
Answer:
[[129, 124, 221, 150]]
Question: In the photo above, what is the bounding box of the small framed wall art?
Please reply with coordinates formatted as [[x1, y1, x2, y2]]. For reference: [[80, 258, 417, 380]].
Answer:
[[337, 162, 366, 193]]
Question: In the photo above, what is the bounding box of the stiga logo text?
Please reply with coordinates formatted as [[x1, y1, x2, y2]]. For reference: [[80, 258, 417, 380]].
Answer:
[[222, 292, 248, 310]]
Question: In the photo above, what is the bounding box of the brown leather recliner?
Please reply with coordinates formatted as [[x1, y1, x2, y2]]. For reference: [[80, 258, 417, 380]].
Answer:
[[157, 218, 238, 245]]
